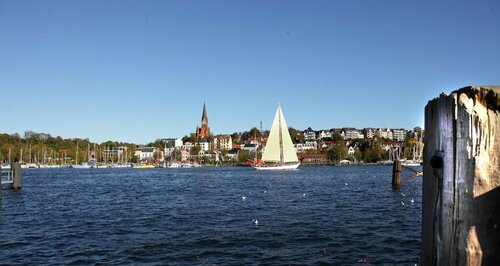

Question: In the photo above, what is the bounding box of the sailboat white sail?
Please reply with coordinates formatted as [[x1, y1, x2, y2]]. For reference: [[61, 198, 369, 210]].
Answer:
[[254, 104, 300, 170]]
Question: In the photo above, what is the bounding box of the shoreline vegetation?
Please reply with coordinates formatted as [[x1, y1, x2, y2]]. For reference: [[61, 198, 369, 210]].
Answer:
[[0, 127, 423, 168]]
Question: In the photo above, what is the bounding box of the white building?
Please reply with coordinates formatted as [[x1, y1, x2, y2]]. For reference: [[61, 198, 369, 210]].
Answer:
[[348, 146, 355, 156], [242, 143, 259, 154], [376, 128, 393, 140], [342, 128, 364, 139], [182, 142, 194, 151], [211, 135, 233, 151], [197, 138, 210, 151], [135, 147, 160, 161], [295, 141, 317, 152], [303, 127, 316, 140], [363, 128, 376, 139], [163, 138, 183, 149], [392, 129, 407, 141], [318, 130, 332, 139]]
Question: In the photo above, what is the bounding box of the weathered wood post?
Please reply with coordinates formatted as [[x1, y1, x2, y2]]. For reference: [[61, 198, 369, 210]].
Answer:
[[11, 163, 21, 190], [392, 160, 401, 188], [421, 86, 500, 265]]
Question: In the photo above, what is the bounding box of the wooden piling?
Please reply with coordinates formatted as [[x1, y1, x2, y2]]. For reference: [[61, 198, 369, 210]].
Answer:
[[11, 163, 21, 190], [392, 160, 401, 188], [421, 86, 500, 265]]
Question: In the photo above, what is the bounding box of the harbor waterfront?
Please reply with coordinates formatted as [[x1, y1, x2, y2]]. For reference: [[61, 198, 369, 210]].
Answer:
[[0, 166, 421, 264]]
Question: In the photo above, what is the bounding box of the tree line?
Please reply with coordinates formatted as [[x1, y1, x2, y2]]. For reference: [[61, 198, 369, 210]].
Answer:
[[0, 131, 138, 164]]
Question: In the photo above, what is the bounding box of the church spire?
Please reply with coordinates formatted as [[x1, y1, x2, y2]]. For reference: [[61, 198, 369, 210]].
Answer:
[[196, 102, 210, 140], [201, 102, 208, 124]]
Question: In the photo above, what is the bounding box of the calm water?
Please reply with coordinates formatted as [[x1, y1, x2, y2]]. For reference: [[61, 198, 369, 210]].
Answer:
[[0, 166, 422, 265]]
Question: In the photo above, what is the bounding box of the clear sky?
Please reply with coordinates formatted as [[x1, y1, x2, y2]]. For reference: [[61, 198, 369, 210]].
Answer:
[[1, 0, 499, 144]]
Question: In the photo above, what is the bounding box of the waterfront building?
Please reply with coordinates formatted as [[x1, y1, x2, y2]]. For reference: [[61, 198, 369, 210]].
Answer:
[[211, 135, 233, 151], [392, 128, 407, 141], [376, 128, 393, 140], [182, 142, 194, 151], [300, 154, 327, 165], [135, 147, 161, 161], [197, 138, 210, 151], [180, 149, 190, 162], [348, 146, 355, 156], [241, 143, 258, 154], [363, 128, 376, 139], [163, 138, 183, 149], [303, 127, 316, 140], [318, 130, 332, 139], [226, 149, 239, 160], [342, 128, 364, 140], [195, 102, 210, 139], [295, 141, 317, 153]]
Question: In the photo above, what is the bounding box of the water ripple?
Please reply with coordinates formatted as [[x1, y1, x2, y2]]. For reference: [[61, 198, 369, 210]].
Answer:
[[0, 166, 421, 264]]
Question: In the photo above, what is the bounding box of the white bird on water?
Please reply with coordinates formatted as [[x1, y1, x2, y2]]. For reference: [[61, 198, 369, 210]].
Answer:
[[401, 201, 405, 206], [410, 198, 414, 204], [345, 182, 348, 186], [252, 219, 259, 225], [242, 196, 246, 201]]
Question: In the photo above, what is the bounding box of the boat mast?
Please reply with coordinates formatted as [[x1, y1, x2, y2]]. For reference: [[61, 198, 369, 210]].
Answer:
[[278, 106, 284, 164], [75, 142, 79, 164]]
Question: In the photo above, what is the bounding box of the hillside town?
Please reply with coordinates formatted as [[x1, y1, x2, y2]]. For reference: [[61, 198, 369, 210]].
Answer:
[[0, 103, 423, 168]]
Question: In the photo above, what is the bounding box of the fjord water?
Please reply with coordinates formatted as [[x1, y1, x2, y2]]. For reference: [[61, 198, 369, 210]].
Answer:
[[0, 166, 421, 264]]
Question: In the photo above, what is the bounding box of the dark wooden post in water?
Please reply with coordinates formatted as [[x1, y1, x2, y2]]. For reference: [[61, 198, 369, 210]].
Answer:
[[392, 160, 401, 188], [421, 86, 500, 265], [11, 163, 21, 190]]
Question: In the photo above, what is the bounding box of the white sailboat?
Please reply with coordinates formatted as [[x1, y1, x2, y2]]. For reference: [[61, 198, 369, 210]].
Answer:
[[253, 104, 300, 170]]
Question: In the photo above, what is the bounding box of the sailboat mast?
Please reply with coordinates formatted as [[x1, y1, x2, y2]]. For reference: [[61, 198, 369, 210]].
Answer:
[[278, 106, 284, 164], [75, 142, 79, 164]]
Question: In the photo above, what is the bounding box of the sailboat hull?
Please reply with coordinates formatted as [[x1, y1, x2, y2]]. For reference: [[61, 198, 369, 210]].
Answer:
[[253, 162, 300, 170]]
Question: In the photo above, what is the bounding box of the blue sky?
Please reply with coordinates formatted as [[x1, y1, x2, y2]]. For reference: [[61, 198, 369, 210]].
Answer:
[[1, 0, 499, 144]]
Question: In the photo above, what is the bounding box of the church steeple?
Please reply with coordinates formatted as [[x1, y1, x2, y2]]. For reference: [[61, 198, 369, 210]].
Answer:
[[201, 102, 208, 124], [196, 102, 210, 139]]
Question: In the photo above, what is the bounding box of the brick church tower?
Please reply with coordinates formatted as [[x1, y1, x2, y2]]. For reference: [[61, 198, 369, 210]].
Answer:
[[196, 102, 210, 139]]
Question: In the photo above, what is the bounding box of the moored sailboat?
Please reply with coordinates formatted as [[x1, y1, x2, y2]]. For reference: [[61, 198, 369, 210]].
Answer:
[[253, 104, 300, 170], [70, 142, 91, 169]]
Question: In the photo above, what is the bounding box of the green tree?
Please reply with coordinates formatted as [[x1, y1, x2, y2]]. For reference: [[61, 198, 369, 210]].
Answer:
[[249, 127, 261, 138], [230, 132, 240, 144], [332, 132, 342, 142], [238, 149, 250, 163], [190, 145, 201, 155], [288, 127, 303, 143], [182, 133, 197, 143], [403, 138, 417, 159], [326, 144, 348, 163]]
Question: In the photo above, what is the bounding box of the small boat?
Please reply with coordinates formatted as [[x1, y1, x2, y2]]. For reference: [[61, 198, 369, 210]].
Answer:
[[253, 104, 300, 170], [70, 162, 91, 169], [133, 164, 155, 169], [401, 161, 422, 167], [1, 163, 11, 170], [167, 162, 181, 168]]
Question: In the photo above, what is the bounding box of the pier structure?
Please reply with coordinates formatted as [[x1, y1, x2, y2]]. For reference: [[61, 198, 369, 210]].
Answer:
[[0, 163, 22, 192], [391, 160, 422, 188], [421, 86, 499, 265]]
